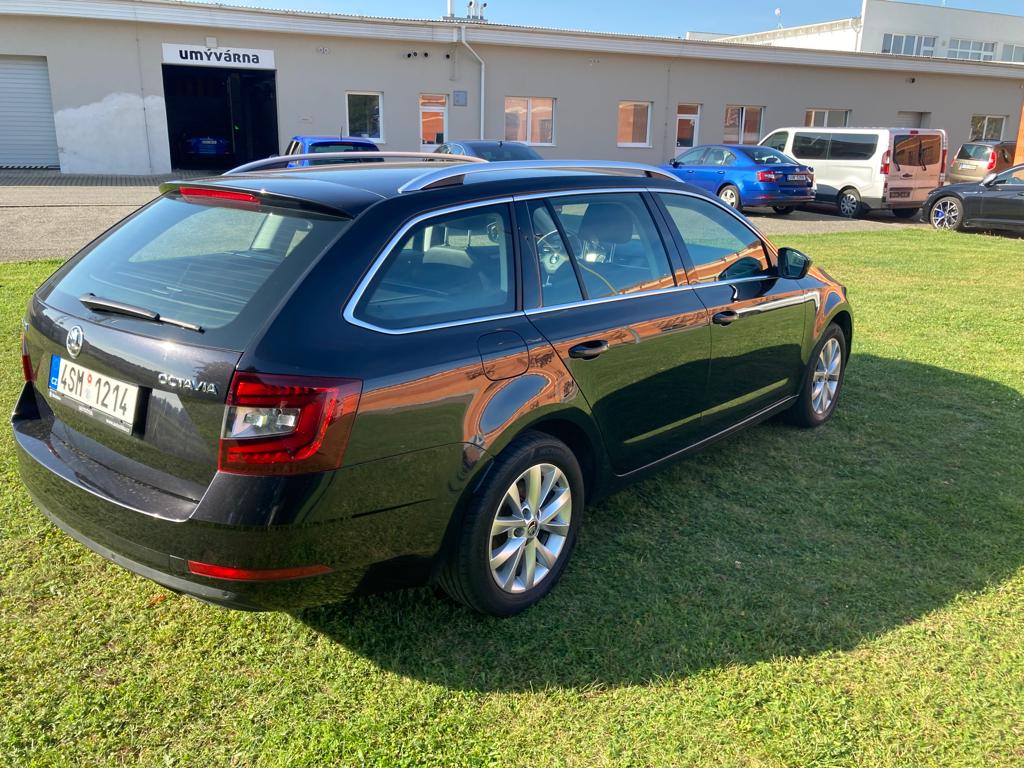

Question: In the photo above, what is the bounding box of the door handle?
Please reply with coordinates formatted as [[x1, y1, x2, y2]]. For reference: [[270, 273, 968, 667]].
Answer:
[[716, 170, 726, 175], [712, 310, 740, 326], [568, 340, 609, 359]]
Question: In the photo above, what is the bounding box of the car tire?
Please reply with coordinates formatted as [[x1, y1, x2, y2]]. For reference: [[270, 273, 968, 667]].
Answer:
[[438, 431, 584, 617], [772, 205, 795, 215], [785, 323, 848, 428], [837, 187, 865, 219], [928, 196, 965, 231], [892, 208, 920, 220], [718, 184, 743, 211]]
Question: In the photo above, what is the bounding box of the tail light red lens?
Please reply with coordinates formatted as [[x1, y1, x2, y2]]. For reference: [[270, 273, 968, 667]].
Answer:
[[187, 560, 333, 582], [20, 331, 33, 383], [219, 372, 362, 475], [756, 170, 781, 183], [880, 150, 891, 175], [178, 186, 260, 207], [987, 149, 997, 171]]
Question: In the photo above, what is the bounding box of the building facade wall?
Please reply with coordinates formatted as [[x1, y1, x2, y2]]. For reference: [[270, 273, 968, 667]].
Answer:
[[0, 9, 1021, 174]]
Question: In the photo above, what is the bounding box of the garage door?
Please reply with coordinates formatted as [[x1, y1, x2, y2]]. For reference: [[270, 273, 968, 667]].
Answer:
[[894, 111, 925, 129], [0, 56, 60, 168]]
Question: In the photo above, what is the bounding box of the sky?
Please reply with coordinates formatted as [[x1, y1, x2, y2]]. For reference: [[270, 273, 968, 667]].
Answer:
[[178, 0, 1024, 36]]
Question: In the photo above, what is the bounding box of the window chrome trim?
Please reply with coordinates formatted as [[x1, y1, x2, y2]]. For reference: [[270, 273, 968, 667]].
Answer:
[[343, 197, 518, 335]]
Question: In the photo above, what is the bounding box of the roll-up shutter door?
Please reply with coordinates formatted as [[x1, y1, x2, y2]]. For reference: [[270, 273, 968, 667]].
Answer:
[[0, 56, 60, 168]]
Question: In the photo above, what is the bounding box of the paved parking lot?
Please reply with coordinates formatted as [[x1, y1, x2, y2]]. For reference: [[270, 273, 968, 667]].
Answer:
[[0, 173, 927, 263]]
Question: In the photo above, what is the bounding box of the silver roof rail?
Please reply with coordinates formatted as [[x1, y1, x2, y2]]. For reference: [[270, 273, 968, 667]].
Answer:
[[223, 151, 486, 176], [397, 160, 679, 193]]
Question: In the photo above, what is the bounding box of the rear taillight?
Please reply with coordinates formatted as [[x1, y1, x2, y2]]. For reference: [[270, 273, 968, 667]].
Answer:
[[880, 150, 891, 175], [756, 170, 781, 183], [987, 149, 997, 171], [940, 147, 948, 182], [20, 331, 33, 383], [218, 372, 362, 476]]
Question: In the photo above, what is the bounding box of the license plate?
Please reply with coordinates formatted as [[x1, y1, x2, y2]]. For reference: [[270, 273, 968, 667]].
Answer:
[[48, 355, 139, 433], [958, 162, 977, 170], [788, 174, 808, 182], [889, 189, 912, 199]]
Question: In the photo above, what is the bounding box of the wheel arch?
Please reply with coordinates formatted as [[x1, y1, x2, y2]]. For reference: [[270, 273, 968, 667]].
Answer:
[[830, 309, 853, 355]]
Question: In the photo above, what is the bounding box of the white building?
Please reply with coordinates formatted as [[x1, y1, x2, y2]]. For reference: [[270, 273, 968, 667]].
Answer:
[[1, 0, 1023, 175]]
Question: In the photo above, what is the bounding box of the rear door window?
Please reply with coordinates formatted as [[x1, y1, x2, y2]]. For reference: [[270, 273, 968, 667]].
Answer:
[[828, 134, 878, 160], [46, 194, 349, 349], [545, 193, 675, 299], [355, 204, 516, 330], [893, 134, 942, 167], [792, 132, 830, 160]]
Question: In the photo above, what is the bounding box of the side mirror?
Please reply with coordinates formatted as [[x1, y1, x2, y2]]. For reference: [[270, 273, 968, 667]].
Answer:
[[669, 158, 680, 167], [982, 172, 998, 186], [777, 247, 812, 280]]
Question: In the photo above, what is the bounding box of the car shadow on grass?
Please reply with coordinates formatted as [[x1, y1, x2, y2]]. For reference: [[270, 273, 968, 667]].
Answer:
[[299, 354, 1023, 691]]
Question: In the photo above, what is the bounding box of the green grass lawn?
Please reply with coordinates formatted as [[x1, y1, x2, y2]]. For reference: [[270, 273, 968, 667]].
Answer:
[[1, 229, 1022, 767]]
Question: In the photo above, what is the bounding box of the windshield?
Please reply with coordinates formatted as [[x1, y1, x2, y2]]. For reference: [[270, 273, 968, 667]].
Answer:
[[46, 195, 349, 349], [738, 146, 798, 165], [471, 144, 542, 161]]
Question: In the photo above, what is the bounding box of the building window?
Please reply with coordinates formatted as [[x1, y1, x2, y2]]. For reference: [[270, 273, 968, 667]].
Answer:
[[504, 97, 555, 145], [1002, 44, 1024, 63], [971, 114, 1005, 141], [617, 101, 653, 147], [948, 38, 996, 61], [723, 106, 763, 144], [420, 94, 447, 147], [346, 92, 383, 141], [676, 103, 700, 148], [882, 33, 936, 57], [805, 109, 850, 128]]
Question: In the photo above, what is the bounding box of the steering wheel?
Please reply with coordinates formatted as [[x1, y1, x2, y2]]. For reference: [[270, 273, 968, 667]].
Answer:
[[536, 229, 584, 274]]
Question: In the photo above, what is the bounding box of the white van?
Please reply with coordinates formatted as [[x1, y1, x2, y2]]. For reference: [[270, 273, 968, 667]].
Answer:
[[760, 127, 947, 218]]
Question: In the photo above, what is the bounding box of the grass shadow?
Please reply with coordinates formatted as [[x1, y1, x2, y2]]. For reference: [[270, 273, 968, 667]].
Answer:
[[299, 353, 1023, 691]]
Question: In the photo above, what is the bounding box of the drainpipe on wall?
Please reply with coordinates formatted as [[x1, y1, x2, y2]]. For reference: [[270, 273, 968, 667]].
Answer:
[[459, 25, 486, 139]]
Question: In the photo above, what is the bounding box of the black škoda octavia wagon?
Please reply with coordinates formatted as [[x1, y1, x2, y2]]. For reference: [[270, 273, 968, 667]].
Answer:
[[13, 154, 852, 616]]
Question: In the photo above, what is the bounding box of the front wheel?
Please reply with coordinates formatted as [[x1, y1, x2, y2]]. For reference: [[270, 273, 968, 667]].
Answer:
[[439, 431, 584, 616], [929, 196, 964, 231], [773, 205, 795, 215], [837, 188, 864, 219], [786, 323, 848, 428], [718, 184, 743, 211]]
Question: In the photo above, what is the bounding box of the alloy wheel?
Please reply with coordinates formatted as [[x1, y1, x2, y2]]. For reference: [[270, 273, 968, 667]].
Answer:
[[489, 463, 572, 594], [811, 338, 842, 415], [930, 198, 961, 230], [719, 187, 739, 208]]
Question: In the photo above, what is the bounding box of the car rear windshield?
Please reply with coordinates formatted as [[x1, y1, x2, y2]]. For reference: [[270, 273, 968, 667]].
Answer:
[[737, 146, 798, 165], [471, 144, 542, 161], [46, 194, 349, 349], [956, 143, 994, 160]]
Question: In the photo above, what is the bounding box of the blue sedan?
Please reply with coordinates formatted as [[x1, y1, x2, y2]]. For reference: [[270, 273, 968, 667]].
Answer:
[[283, 135, 380, 167], [663, 144, 815, 214]]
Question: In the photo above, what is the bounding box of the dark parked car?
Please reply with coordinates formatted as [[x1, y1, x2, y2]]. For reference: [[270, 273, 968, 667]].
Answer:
[[434, 140, 542, 161], [283, 135, 380, 167], [13, 155, 852, 617], [663, 144, 815, 214], [924, 164, 1024, 231]]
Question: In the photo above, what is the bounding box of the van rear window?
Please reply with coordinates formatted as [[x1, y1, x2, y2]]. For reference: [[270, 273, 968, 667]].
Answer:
[[893, 134, 942, 167], [46, 194, 349, 349]]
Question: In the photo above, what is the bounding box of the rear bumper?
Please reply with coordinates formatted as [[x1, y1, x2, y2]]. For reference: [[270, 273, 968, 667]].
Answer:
[[12, 383, 473, 611], [743, 187, 816, 206]]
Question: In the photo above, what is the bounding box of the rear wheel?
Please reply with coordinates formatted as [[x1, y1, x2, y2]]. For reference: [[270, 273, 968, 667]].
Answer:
[[786, 323, 847, 428], [892, 208, 920, 220], [439, 431, 583, 616], [929, 196, 964, 231], [837, 187, 864, 219], [718, 184, 743, 211], [772, 205, 795, 215]]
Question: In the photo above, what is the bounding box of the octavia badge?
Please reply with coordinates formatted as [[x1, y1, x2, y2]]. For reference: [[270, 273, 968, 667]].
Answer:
[[66, 326, 84, 359]]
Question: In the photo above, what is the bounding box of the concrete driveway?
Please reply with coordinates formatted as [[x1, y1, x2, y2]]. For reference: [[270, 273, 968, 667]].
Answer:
[[0, 179, 928, 264]]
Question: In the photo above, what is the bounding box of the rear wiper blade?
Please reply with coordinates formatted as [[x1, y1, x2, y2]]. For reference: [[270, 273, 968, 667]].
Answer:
[[79, 294, 204, 333]]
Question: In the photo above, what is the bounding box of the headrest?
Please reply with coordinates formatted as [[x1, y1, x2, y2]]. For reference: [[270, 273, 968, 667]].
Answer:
[[423, 246, 473, 268], [578, 202, 635, 245]]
